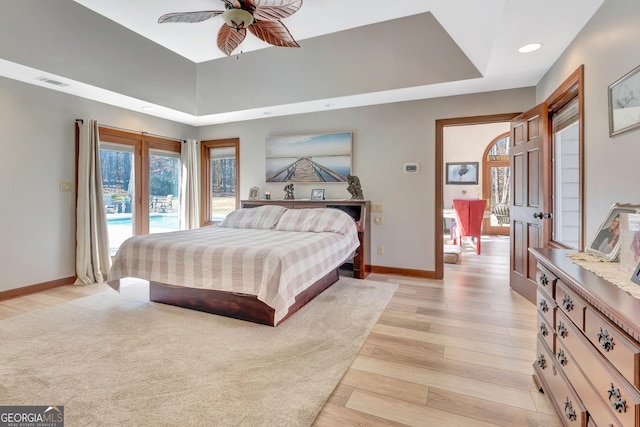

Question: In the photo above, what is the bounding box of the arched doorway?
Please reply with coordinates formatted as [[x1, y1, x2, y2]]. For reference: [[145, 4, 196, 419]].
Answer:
[[482, 132, 510, 236]]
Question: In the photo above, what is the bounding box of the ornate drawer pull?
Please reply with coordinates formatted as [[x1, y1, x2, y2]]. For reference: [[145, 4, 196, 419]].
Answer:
[[562, 294, 574, 311], [539, 323, 548, 337], [557, 349, 568, 366], [597, 328, 615, 352], [607, 383, 627, 413], [539, 273, 549, 286], [536, 354, 547, 369], [564, 397, 577, 421], [539, 299, 549, 312], [557, 321, 568, 338]]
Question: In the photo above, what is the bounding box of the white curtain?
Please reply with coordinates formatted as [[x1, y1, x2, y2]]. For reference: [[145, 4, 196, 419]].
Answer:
[[75, 119, 111, 285], [180, 138, 200, 230]]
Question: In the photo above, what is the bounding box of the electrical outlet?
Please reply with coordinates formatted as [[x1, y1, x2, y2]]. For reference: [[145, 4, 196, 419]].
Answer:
[[377, 246, 384, 255], [374, 216, 384, 225], [59, 181, 72, 192], [371, 203, 384, 213]]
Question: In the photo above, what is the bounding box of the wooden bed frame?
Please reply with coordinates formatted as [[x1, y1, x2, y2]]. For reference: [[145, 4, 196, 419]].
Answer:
[[149, 268, 340, 326]]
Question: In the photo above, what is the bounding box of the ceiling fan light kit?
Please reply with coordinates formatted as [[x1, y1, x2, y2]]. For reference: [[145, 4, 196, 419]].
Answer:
[[222, 8, 254, 30], [158, 0, 303, 56]]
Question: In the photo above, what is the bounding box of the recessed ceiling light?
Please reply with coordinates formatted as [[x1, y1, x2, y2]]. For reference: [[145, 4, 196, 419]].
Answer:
[[141, 106, 155, 111], [518, 43, 542, 53]]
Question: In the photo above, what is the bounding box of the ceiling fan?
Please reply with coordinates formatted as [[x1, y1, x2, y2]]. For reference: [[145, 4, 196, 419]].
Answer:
[[158, 0, 303, 56]]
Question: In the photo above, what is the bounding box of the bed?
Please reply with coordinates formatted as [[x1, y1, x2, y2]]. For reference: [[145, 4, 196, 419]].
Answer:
[[107, 205, 360, 326]]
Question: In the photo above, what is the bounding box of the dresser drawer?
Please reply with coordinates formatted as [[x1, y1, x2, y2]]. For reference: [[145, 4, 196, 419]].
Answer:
[[557, 311, 640, 427], [537, 265, 557, 299], [555, 337, 622, 427], [584, 306, 640, 389], [538, 310, 556, 354], [538, 289, 556, 328], [556, 281, 586, 330], [535, 337, 588, 426]]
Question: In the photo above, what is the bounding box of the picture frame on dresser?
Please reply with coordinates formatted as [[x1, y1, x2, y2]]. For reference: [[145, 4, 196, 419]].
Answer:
[[632, 261, 640, 285], [586, 203, 640, 261]]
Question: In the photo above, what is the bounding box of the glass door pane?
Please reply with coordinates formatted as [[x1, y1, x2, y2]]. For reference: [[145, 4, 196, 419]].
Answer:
[[209, 146, 236, 223], [489, 165, 510, 228], [149, 149, 180, 234], [100, 144, 134, 256]]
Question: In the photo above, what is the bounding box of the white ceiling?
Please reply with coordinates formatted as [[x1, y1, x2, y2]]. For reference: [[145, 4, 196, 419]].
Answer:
[[0, 0, 605, 126]]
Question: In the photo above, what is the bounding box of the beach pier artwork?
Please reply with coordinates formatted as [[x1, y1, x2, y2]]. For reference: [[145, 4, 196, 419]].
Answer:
[[266, 132, 352, 183]]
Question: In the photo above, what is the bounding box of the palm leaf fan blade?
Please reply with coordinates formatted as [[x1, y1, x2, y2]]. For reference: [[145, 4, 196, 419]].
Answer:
[[249, 20, 299, 47], [251, 0, 303, 21], [158, 11, 223, 24], [217, 25, 247, 56]]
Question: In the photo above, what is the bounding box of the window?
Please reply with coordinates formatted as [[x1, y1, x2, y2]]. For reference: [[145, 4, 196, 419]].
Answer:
[[546, 66, 584, 250], [552, 98, 580, 249], [201, 138, 239, 226], [99, 128, 181, 254]]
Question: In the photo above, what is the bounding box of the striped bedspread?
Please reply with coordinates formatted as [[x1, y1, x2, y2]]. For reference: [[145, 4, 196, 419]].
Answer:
[[107, 208, 360, 324]]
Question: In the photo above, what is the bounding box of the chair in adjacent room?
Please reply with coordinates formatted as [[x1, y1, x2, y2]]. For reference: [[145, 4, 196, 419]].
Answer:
[[452, 198, 487, 255], [492, 203, 510, 227]]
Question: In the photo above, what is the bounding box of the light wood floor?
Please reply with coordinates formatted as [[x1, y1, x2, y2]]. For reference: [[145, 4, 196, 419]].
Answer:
[[315, 235, 561, 427], [0, 235, 561, 426]]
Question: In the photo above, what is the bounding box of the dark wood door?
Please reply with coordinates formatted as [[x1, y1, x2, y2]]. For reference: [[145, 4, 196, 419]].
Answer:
[[509, 104, 550, 303]]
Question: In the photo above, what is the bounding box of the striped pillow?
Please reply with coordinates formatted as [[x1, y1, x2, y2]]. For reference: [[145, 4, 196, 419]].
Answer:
[[274, 208, 355, 234], [219, 205, 287, 230]]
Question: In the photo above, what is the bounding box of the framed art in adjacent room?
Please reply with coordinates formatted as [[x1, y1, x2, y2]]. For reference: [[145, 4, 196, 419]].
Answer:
[[608, 64, 640, 136], [265, 132, 352, 183], [445, 162, 479, 185], [311, 189, 325, 200]]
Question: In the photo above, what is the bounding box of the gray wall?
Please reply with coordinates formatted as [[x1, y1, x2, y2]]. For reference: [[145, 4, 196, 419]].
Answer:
[[0, 77, 195, 292], [197, 88, 534, 272], [536, 0, 640, 243]]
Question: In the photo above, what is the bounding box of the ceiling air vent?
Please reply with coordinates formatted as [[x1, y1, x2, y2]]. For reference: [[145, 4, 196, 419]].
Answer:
[[35, 76, 69, 87]]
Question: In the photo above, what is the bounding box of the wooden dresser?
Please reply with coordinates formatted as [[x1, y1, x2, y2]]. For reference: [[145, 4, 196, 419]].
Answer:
[[240, 199, 370, 279], [530, 248, 640, 426]]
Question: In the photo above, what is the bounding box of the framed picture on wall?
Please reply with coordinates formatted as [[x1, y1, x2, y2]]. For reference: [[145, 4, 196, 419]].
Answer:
[[446, 162, 479, 185], [608, 65, 640, 136], [265, 132, 352, 183]]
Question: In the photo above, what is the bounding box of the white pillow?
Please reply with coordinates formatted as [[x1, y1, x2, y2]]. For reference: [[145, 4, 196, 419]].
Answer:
[[274, 208, 355, 234], [219, 205, 287, 229]]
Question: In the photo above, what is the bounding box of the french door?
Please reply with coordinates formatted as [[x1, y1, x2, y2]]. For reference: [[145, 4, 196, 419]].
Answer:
[[509, 104, 550, 303], [483, 133, 511, 236], [509, 66, 583, 303], [99, 128, 182, 254]]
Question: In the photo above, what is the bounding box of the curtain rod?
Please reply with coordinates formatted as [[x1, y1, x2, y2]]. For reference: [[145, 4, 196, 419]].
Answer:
[[75, 119, 186, 143]]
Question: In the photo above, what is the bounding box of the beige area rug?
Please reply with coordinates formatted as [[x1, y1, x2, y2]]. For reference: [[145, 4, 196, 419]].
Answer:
[[0, 277, 397, 426]]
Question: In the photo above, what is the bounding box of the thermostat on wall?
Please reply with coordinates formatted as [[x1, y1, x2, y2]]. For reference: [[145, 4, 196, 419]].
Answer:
[[403, 163, 419, 174]]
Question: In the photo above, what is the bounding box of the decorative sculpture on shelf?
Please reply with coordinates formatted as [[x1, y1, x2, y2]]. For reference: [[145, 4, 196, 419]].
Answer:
[[284, 183, 295, 200], [346, 175, 364, 200]]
